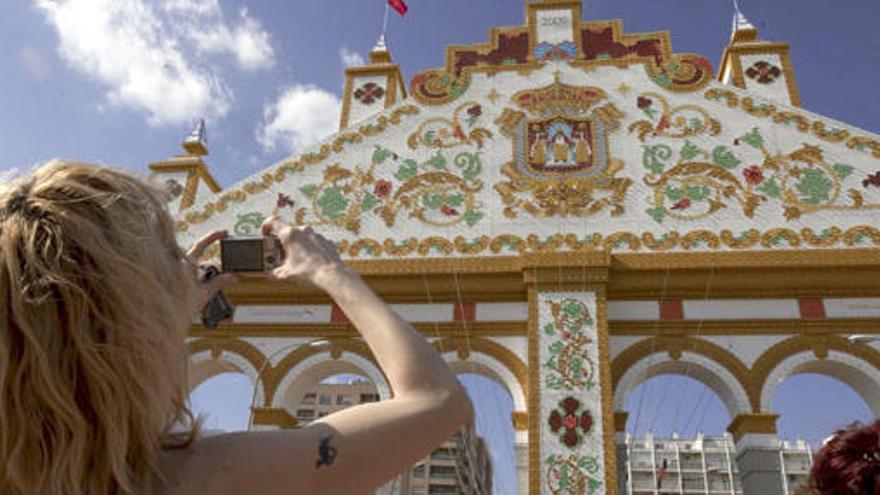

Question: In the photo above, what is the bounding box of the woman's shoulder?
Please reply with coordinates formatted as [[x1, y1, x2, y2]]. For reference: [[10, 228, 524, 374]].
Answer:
[[153, 433, 239, 495]]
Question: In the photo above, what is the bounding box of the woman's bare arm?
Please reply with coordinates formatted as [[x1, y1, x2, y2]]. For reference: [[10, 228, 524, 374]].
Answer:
[[163, 220, 473, 495]]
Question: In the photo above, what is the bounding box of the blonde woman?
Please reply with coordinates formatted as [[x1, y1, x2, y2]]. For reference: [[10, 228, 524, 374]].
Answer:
[[0, 161, 473, 494]]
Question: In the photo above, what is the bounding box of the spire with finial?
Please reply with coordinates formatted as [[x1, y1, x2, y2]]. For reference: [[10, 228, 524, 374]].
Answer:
[[182, 119, 208, 156], [370, 33, 392, 64], [730, 0, 758, 42]]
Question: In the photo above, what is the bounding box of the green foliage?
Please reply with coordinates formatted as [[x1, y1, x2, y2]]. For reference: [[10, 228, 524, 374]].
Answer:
[[454, 151, 483, 181], [833, 163, 855, 180], [361, 192, 380, 211], [686, 185, 710, 201], [712, 146, 741, 169], [427, 152, 447, 170], [394, 159, 418, 181], [643, 144, 672, 174], [371, 145, 391, 164], [757, 177, 782, 198], [317, 186, 349, 219], [741, 128, 764, 149], [646, 206, 667, 223], [680, 140, 702, 160], [796, 168, 833, 205], [463, 209, 484, 227], [300, 184, 318, 199], [665, 186, 684, 201]]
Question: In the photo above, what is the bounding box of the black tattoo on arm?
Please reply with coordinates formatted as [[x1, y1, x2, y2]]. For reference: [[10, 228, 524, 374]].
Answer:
[[316, 435, 337, 469]]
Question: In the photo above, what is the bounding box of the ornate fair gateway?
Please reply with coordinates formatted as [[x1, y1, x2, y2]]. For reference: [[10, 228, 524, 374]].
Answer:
[[152, 2, 880, 494]]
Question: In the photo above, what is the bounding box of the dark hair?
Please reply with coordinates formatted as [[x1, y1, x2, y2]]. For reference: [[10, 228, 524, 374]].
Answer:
[[812, 420, 880, 494]]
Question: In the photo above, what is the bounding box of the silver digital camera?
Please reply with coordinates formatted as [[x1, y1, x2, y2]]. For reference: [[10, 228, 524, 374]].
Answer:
[[220, 237, 285, 273]]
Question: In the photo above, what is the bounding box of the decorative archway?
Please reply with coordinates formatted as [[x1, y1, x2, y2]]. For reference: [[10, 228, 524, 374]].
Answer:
[[187, 337, 263, 393], [611, 336, 753, 418], [754, 335, 880, 416]]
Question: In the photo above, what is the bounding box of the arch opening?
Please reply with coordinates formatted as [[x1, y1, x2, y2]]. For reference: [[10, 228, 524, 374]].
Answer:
[[458, 372, 516, 495], [189, 371, 254, 433], [623, 374, 731, 438]]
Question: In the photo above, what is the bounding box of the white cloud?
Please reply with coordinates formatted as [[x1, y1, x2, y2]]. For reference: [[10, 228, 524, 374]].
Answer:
[[34, 0, 276, 126], [18, 46, 51, 80], [165, 2, 275, 71], [339, 47, 365, 68], [256, 85, 341, 154]]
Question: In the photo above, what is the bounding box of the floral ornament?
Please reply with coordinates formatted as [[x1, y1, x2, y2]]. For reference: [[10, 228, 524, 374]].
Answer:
[[545, 454, 602, 495], [745, 60, 782, 84], [407, 100, 493, 150], [373, 179, 392, 198], [864, 172, 880, 188], [294, 145, 486, 233], [543, 299, 596, 390], [742, 165, 764, 186], [548, 397, 594, 448], [642, 128, 880, 223], [629, 92, 721, 141], [234, 212, 265, 236], [276, 193, 295, 209], [354, 82, 385, 105]]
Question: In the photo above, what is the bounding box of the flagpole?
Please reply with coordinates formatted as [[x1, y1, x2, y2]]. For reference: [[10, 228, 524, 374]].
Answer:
[[381, 1, 390, 38]]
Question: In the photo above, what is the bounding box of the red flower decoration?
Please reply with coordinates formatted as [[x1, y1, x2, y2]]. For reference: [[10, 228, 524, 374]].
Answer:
[[467, 105, 482, 118], [745, 61, 782, 84], [863, 171, 880, 188], [440, 204, 459, 216], [637, 96, 652, 109], [276, 193, 295, 209], [743, 165, 764, 185], [354, 82, 386, 105], [373, 179, 392, 198], [671, 198, 691, 210], [548, 397, 594, 449]]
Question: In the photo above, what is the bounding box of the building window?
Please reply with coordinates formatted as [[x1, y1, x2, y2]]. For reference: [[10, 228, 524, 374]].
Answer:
[[411, 488, 426, 495], [412, 465, 426, 478], [301, 393, 316, 405], [359, 393, 380, 403], [318, 411, 328, 417], [319, 394, 332, 405], [429, 466, 457, 480], [296, 409, 315, 419], [336, 394, 351, 405], [428, 484, 458, 494]]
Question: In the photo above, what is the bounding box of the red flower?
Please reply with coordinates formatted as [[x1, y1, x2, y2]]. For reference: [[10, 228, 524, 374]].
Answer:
[[548, 397, 593, 449], [276, 193, 295, 209], [373, 179, 392, 198], [440, 204, 459, 216], [656, 116, 669, 132], [637, 96, 652, 109], [671, 198, 691, 210], [743, 165, 764, 185], [467, 105, 482, 118], [452, 125, 466, 140]]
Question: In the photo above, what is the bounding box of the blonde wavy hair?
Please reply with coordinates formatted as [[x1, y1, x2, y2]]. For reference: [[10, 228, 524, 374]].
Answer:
[[0, 161, 200, 494]]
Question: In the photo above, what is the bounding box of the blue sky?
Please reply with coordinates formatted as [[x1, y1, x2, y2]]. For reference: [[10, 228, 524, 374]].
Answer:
[[4, 0, 879, 490]]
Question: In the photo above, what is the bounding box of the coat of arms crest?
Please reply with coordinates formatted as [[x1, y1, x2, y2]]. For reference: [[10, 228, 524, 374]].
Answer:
[[495, 73, 631, 217]]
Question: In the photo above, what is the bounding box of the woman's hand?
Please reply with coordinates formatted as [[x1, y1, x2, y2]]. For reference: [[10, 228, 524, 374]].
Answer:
[[260, 217, 348, 289], [186, 230, 238, 312]]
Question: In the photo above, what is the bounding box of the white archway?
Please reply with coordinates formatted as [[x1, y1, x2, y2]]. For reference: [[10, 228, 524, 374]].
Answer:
[[614, 351, 752, 420], [760, 350, 880, 417]]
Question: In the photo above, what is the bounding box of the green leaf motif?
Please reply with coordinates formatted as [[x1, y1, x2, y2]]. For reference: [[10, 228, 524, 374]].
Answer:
[[757, 177, 782, 198], [647, 206, 667, 223], [446, 193, 464, 207], [741, 128, 764, 149], [833, 163, 855, 180], [317, 186, 349, 219], [372, 145, 391, 164], [712, 146, 741, 169], [428, 152, 447, 170], [665, 186, 684, 201], [686, 185, 710, 201], [394, 159, 418, 181], [463, 210, 484, 227], [300, 184, 318, 199], [689, 118, 704, 132], [548, 341, 564, 353], [454, 152, 483, 181], [234, 212, 265, 236], [423, 130, 436, 143], [680, 141, 702, 160], [796, 168, 833, 205], [361, 192, 380, 211], [643, 144, 672, 174]]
